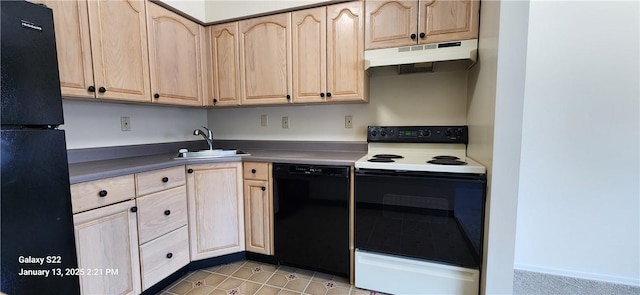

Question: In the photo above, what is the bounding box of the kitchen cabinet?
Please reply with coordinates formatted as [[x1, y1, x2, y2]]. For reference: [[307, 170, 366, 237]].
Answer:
[[364, 0, 480, 50], [207, 22, 241, 107], [243, 162, 273, 255], [291, 2, 367, 103], [135, 166, 189, 290], [147, 2, 206, 106], [239, 13, 293, 105], [73, 200, 141, 295], [34, 0, 151, 102], [186, 162, 245, 260]]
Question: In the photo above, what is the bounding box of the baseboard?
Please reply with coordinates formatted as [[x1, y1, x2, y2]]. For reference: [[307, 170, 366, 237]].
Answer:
[[514, 263, 640, 287]]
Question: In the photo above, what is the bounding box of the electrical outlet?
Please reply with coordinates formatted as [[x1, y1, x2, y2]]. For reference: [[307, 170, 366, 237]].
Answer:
[[345, 115, 353, 129], [261, 114, 268, 127], [282, 116, 289, 129], [120, 116, 131, 131]]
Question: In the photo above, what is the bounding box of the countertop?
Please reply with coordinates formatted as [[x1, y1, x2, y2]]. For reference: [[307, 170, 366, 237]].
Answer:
[[68, 149, 366, 184]]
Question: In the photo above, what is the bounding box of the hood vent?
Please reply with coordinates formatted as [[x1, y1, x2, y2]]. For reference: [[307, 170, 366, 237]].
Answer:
[[364, 39, 478, 73]]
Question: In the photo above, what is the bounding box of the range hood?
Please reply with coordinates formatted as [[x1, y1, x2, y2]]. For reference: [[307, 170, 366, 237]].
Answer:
[[364, 39, 478, 73]]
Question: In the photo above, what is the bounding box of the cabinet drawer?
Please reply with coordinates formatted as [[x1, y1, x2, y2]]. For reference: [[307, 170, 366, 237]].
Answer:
[[243, 162, 269, 180], [136, 186, 188, 244], [136, 166, 186, 196], [140, 226, 189, 290], [70, 175, 135, 213]]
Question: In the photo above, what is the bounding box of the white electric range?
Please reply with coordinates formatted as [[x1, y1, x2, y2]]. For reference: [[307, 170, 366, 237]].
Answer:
[[354, 126, 487, 295]]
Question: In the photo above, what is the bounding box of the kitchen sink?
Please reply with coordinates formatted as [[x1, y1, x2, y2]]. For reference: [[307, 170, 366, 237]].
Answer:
[[173, 149, 250, 159]]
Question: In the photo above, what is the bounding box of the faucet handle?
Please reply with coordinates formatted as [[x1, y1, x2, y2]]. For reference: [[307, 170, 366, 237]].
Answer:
[[201, 126, 213, 139]]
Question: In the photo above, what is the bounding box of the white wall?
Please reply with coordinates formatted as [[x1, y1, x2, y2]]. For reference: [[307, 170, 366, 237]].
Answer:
[[61, 100, 208, 149], [515, 1, 640, 286], [207, 70, 469, 141], [467, 0, 529, 293]]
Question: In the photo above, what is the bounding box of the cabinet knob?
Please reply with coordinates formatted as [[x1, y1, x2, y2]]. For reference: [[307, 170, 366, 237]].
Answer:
[[419, 32, 426, 39], [164, 210, 171, 216], [326, 92, 332, 98], [187, 168, 194, 174], [166, 253, 173, 259], [410, 33, 417, 40], [213, 98, 218, 104], [162, 177, 169, 183], [320, 93, 325, 98], [251, 169, 256, 174], [87, 86, 96, 92], [286, 95, 291, 100], [154, 93, 160, 99], [98, 87, 106, 93], [98, 190, 108, 197], [261, 186, 266, 191], [131, 206, 138, 213]]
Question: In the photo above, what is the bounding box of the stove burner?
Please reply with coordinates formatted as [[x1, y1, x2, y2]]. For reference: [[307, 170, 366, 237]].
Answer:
[[432, 155, 460, 160], [427, 159, 468, 165], [372, 154, 404, 159], [368, 158, 395, 163]]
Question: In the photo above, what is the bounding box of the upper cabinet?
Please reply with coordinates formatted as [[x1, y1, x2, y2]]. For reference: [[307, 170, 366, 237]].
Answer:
[[207, 22, 241, 107], [37, 0, 151, 102], [364, 0, 480, 50], [291, 1, 367, 104], [147, 2, 206, 106], [239, 14, 293, 105]]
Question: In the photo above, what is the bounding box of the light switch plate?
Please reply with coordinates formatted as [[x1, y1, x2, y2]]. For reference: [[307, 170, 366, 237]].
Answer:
[[121, 116, 131, 131], [345, 115, 353, 129], [282, 116, 289, 129], [261, 114, 268, 127]]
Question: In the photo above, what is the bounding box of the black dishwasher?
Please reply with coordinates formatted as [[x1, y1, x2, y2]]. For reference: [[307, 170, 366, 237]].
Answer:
[[273, 163, 350, 277]]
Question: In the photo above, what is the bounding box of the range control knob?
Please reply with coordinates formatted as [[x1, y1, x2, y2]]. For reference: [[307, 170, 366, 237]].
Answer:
[[455, 128, 463, 137], [371, 130, 378, 137], [445, 129, 453, 137], [421, 130, 431, 137], [380, 130, 386, 136]]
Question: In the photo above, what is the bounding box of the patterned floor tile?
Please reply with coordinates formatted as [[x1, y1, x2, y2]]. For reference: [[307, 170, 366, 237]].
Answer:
[[284, 277, 311, 292], [266, 273, 289, 288], [232, 267, 254, 280], [216, 263, 244, 276], [304, 281, 328, 295], [248, 271, 275, 284], [256, 285, 282, 295], [205, 273, 228, 288], [185, 285, 215, 295], [326, 287, 350, 295], [218, 277, 245, 290], [169, 280, 194, 295], [186, 270, 214, 282], [278, 289, 302, 295]]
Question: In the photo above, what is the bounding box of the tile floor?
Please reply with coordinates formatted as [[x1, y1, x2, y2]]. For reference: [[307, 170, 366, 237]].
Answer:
[[159, 260, 385, 295]]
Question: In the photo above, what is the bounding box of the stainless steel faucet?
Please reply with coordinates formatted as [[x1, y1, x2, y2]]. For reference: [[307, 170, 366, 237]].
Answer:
[[193, 126, 214, 150]]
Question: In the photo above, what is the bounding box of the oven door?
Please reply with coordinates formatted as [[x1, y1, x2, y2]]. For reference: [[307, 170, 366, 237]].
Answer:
[[355, 169, 486, 268]]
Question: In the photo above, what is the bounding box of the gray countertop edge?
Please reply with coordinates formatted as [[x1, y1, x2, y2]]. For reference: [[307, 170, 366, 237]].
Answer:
[[69, 150, 366, 184]]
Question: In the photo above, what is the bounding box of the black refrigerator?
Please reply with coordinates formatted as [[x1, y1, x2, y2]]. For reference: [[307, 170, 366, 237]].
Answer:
[[1, 1, 80, 294]]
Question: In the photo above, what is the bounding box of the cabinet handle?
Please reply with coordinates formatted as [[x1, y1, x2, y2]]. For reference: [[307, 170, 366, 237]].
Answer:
[[261, 186, 266, 191], [98, 190, 108, 197], [98, 87, 106, 93], [410, 33, 417, 40], [286, 95, 291, 100], [166, 253, 173, 259], [213, 98, 218, 104], [326, 92, 332, 98], [131, 206, 138, 213], [154, 93, 160, 99], [320, 93, 325, 98], [164, 210, 171, 216], [419, 32, 426, 39], [187, 168, 194, 174], [87, 86, 96, 92], [162, 177, 169, 183], [251, 169, 256, 174]]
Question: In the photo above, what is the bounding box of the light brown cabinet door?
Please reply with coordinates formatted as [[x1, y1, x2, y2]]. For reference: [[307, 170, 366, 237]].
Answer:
[[418, 0, 480, 44], [73, 200, 141, 295], [244, 179, 273, 255], [147, 2, 204, 106], [364, 0, 418, 50], [208, 22, 241, 107], [292, 7, 326, 103], [327, 1, 367, 102], [187, 162, 245, 260], [239, 13, 292, 105], [87, 0, 151, 102], [31, 0, 94, 98]]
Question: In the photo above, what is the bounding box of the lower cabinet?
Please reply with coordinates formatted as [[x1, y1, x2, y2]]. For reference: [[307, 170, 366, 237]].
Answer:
[[187, 162, 245, 260], [73, 200, 141, 295], [243, 162, 273, 255]]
